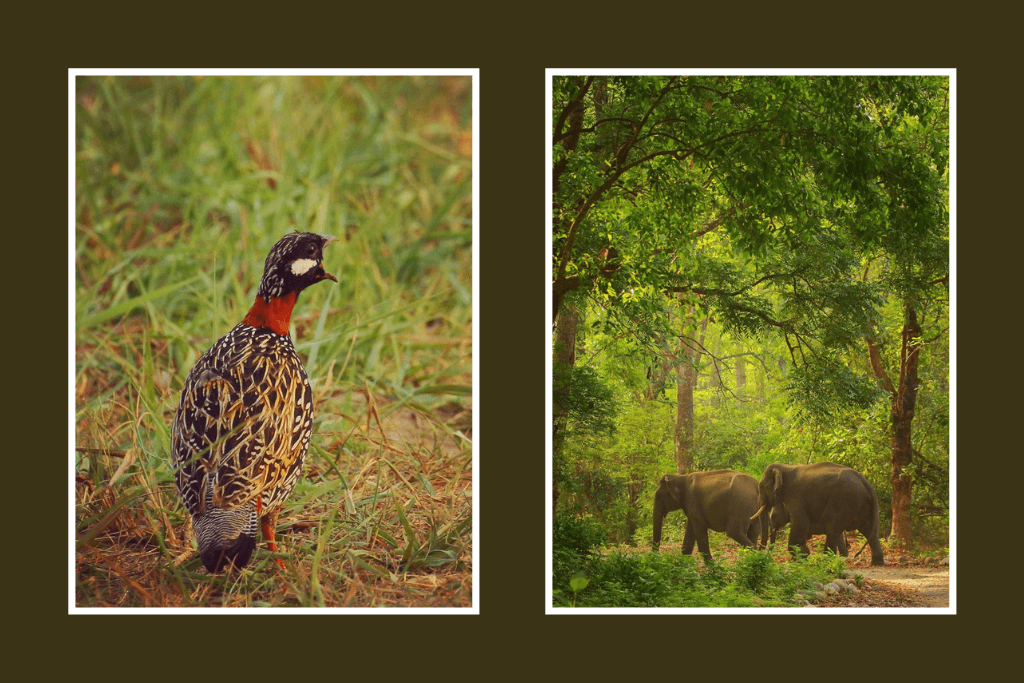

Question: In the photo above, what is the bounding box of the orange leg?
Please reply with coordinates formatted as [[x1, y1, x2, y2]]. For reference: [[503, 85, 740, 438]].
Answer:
[[256, 499, 286, 570]]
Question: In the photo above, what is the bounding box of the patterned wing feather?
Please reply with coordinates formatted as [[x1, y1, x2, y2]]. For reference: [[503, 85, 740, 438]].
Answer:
[[173, 324, 314, 520]]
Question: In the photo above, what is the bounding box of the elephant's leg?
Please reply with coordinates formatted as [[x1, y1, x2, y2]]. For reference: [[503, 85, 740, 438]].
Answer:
[[821, 522, 843, 556], [788, 521, 811, 559], [681, 520, 695, 555], [824, 532, 844, 556], [748, 520, 764, 550], [867, 533, 885, 566], [726, 520, 755, 549], [694, 526, 713, 563]]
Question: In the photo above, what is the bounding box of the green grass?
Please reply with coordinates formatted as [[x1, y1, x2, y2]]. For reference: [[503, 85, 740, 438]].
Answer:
[[74, 75, 473, 608]]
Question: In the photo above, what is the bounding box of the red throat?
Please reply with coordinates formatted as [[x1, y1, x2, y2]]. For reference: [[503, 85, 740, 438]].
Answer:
[[241, 292, 297, 336]]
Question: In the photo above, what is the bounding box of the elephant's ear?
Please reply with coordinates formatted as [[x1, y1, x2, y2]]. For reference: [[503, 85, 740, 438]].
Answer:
[[661, 475, 681, 503], [772, 467, 784, 496]]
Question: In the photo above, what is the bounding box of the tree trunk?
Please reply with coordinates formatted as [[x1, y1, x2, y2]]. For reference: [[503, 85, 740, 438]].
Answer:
[[625, 478, 640, 544], [889, 304, 922, 548], [552, 77, 590, 323], [674, 298, 707, 474], [867, 333, 895, 394], [552, 302, 579, 517], [675, 358, 695, 474]]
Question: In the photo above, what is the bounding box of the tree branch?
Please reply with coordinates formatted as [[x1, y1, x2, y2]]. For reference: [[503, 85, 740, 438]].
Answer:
[[552, 77, 593, 144]]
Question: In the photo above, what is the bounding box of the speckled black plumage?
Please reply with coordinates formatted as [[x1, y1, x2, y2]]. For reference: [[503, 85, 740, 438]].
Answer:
[[172, 232, 336, 572]]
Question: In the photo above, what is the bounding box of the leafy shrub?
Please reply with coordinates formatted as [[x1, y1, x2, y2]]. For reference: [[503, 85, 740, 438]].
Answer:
[[767, 552, 847, 598], [556, 537, 857, 608], [552, 512, 608, 592], [804, 552, 847, 577], [553, 512, 607, 558], [712, 583, 767, 607], [583, 551, 694, 607], [698, 556, 731, 590], [633, 514, 686, 548], [733, 549, 775, 593]]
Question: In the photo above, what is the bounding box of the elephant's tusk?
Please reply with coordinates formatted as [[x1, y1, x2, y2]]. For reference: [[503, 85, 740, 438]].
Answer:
[[750, 504, 767, 521]]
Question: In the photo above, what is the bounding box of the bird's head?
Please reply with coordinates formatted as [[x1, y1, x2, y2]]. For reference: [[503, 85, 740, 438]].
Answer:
[[256, 232, 338, 302]]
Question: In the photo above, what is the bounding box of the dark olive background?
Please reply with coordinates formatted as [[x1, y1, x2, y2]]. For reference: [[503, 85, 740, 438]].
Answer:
[[27, 19, 1004, 674]]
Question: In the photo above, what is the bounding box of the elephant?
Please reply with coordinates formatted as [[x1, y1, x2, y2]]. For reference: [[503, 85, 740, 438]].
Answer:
[[767, 504, 849, 555], [751, 462, 884, 566], [652, 469, 768, 562]]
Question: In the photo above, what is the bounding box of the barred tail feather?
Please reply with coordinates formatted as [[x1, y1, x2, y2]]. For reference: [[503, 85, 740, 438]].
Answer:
[[193, 502, 259, 572]]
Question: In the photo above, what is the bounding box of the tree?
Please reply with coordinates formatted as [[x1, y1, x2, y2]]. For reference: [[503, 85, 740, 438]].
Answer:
[[861, 79, 949, 547], [672, 297, 707, 474], [553, 76, 938, 352]]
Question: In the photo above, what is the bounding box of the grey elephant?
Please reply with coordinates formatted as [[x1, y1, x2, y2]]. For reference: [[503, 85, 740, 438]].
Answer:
[[652, 469, 768, 562], [751, 462, 884, 566], [767, 504, 849, 555]]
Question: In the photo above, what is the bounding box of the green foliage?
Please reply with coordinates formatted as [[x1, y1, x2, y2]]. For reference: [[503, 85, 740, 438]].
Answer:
[[786, 355, 885, 426], [553, 511, 609, 557], [561, 547, 853, 608], [569, 572, 590, 592], [553, 362, 618, 439], [557, 386, 673, 543], [568, 572, 591, 607], [691, 384, 789, 473], [583, 551, 698, 607], [553, 74, 947, 421], [802, 552, 848, 577], [733, 548, 776, 593], [552, 512, 608, 591], [696, 556, 731, 591]]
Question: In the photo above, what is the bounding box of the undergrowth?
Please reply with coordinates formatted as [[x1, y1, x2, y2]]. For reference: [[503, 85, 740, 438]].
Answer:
[[554, 543, 851, 608]]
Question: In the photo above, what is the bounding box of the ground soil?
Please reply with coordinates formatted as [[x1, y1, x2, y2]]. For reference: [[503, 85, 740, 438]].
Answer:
[[769, 543, 950, 607], [830, 558, 950, 608]]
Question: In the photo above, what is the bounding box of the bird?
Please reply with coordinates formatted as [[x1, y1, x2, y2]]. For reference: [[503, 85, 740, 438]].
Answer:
[[172, 231, 338, 572]]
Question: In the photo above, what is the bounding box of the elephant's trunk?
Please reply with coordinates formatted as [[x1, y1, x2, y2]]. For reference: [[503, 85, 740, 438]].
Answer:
[[750, 504, 767, 521]]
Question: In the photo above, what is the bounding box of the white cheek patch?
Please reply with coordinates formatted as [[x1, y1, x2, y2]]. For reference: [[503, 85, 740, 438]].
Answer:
[[290, 258, 318, 276]]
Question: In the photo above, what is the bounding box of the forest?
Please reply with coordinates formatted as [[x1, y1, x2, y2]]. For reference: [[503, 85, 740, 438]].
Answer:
[[551, 75, 949, 608]]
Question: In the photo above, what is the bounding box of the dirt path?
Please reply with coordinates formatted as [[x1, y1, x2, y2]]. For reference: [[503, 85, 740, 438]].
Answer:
[[853, 565, 950, 607]]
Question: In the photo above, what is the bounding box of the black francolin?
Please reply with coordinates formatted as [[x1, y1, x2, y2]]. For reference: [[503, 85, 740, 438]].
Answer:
[[172, 232, 337, 572]]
